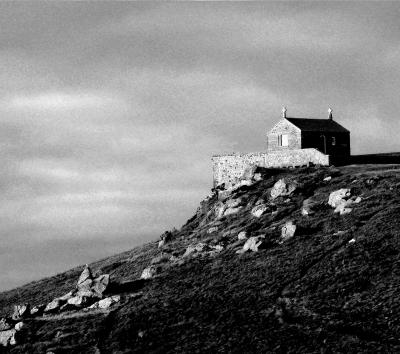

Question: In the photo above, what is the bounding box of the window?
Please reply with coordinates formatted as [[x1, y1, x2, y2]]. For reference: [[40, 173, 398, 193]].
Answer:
[[278, 134, 289, 147], [332, 137, 336, 146]]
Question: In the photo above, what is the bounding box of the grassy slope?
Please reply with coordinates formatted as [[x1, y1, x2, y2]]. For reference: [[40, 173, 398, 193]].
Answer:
[[1, 164, 400, 353]]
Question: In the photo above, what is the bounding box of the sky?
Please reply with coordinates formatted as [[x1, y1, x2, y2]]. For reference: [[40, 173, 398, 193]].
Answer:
[[1, 2, 400, 291]]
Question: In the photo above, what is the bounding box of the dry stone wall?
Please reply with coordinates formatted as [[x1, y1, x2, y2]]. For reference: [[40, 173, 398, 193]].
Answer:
[[212, 148, 330, 187]]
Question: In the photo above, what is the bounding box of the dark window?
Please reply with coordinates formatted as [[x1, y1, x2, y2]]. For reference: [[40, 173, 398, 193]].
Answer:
[[278, 134, 288, 147]]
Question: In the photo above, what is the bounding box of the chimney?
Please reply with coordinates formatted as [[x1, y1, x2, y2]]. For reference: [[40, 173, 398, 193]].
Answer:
[[282, 106, 287, 118], [328, 108, 333, 120]]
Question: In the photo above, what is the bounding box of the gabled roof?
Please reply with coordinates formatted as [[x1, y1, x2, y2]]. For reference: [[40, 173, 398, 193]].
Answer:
[[285, 117, 349, 133]]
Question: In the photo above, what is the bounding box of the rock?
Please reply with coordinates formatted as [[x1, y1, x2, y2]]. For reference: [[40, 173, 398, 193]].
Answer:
[[30, 304, 45, 317], [301, 198, 319, 216], [270, 179, 297, 200], [44, 299, 64, 314], [77, 264, 93, 292], [12, 304, 30, 320], [254, 173, 262, 181], [281, 221, 296, 242], [141, 266, 158, 280], [89, 295, 121, 310], [251, 204, 267, 218], [158, 231, 172, 248], [66, 295, 90, 308], [323, 176, 332, 181], [183, 243, 208, 258], [214, 201, 226, 219], [328, 188, 351, 208], [92, 274, 110, 298], [225, 198, 241, 209], [223, 206, 242, 217], [335, 205, 353, 215], [348, 238, 356, 243], [353, 196, 362, 204], [239, 236, 266, 253], [0, 318, 13, 331], [207, 226, 218, 234], [14, 322, 24, 331], [58, 291, 75, 301], [238, 231, 247, 240], [0, 329, 16, 347]]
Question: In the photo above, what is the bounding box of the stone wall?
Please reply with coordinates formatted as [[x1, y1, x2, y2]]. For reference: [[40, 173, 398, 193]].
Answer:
[[267, 118, 301, 152], [211, 153, 267, 188], [212, 148, 330, 187]]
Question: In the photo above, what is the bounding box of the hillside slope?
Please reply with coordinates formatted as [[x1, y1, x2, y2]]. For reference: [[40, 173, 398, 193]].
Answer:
[[1, 164, 400, 353]]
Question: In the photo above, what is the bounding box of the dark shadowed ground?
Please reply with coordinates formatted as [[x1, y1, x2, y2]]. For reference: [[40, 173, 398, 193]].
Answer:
[[1, 164, 400, 353]]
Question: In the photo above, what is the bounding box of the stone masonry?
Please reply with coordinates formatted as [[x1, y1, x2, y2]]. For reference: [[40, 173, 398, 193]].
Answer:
[[267, 118, 301, 152], [212, 148, 329, 187]]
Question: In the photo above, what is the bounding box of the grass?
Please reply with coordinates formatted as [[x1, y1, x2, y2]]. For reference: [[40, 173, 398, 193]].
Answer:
[[1, 164, 400, 353]]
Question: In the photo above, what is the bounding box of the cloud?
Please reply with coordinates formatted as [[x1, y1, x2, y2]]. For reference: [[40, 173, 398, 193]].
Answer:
[[4, 91, 123, 111], [0, 2, 400, 291]]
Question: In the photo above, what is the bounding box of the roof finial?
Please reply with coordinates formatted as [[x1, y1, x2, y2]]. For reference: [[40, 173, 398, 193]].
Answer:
[[282, 106, 287, 118], [328, 108, 333, 120]]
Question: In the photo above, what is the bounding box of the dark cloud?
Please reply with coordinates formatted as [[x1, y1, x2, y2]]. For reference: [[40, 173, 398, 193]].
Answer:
[[0, 2, 399, 291]]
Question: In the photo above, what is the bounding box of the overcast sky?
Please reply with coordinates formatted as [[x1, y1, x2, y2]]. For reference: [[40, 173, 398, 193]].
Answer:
[[1, 2, 400, 291]]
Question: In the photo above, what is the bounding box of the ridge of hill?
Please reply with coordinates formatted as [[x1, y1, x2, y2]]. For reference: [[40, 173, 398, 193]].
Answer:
[[1, 164, 400, 353]]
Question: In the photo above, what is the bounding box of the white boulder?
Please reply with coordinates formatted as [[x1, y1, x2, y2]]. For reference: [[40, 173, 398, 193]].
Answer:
[[0, 329, 16, 347], [270, 179, 297, 200], [141, 266, 158, 280], [328, 189, 351, 208], [238, 231, 247, 240], [281, 221, 297, 242], [251, 204, 267, 218]]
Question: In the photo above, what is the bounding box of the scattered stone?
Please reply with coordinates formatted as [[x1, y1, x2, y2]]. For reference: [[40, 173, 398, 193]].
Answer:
[[270, 179, 297, 200], [223, 206, 242, 217], [0, 329, 16, 347], [0, 318, 13, 331], [44, 299, 63, 314], [354, 196, 362, 204], [238, 236, 266, 253], [225, 198, 241, 209], [30, 304, 45, 317], [238, 231, 247, 240], [323, 176, 332, 181], [183, 243, 207, 257], [12, 304, 30, 320], [66, 295, 90, 308], [281, 221, 297, 242], [89, 295, 121, 310], [158, 231, 172, 248], [141, 266, 158, 280], [138, 330, 145, 338], [58, 291, 74, 301], [14, 322, 24, 331], [214, 201, 226, 219], [328, 189, 351, 208], [251, 204, 267, 218], [77, 264, 93, 292], [92, 274, 110, 298], [348, 238, 356, 243], [207, 226, 218, 234]]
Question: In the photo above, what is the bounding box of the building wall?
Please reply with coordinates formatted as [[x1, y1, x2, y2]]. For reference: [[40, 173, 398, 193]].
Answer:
[[267, 118, 301, 152], [301, 131, 350, 156], [212, 148, 330, 187]]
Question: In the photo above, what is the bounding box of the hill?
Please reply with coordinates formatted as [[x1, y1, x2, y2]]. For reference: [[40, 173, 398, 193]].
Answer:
[[1, 164, 400, 353]]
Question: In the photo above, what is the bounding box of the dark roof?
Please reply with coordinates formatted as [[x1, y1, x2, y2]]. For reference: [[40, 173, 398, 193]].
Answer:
[[286, 117, 349, 133]]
